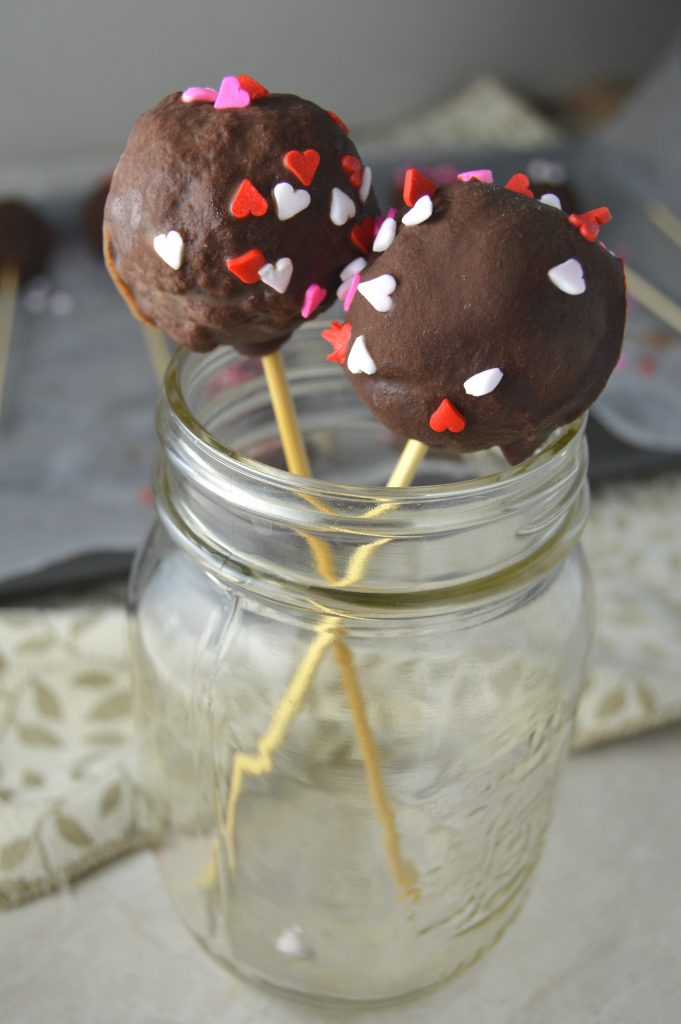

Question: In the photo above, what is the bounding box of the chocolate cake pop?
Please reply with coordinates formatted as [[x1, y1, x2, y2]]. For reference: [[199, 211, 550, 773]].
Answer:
[[104, 76, 379, 356], [0, 201, 54, 282], [327, 172, 626, 465]]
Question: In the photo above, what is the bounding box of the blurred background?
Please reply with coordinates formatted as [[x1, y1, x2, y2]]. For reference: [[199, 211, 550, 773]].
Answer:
[[1, 0, 680, 188]]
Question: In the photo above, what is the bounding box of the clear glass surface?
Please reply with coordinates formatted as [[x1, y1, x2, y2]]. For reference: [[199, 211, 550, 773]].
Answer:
[[129, 327, 592, 1005]]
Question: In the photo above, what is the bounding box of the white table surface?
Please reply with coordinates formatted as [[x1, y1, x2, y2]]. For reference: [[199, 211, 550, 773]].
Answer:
[[2, 725, 680, 1024]]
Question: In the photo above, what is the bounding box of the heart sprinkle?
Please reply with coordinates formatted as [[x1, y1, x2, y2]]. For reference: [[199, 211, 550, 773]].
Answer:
[[342, 272, 361, 312], [330, 188, 356, 226], [214, 76, 251, 109], [283, 149, 320, 187], [568, 207, 611, 242], [327, 110, 350, 134], [301, 283, 327, 319], [505, 173, 534, 197], [321, 321, 352, 364], [226, 249, 266, 283], [341, 155, 363, 189], [548, 258, 586, 295], [237, 75, 269, 100], [429, 399, 466, 433], [357, 274, 396, 313], [372, 216, 397, 253], [272, 182, 311, 221], [464, 367, 503, 397], [401, 195, 433, 226], [350, 217, 374, 253], [359, 166, 372, 203], [258, 257, 294, 294], [458, 169, 494, 184], [340, 257, 367, 281], [153, 231, 184, 269], [230, 179, 268, 218], [403, 168, 436, 207], [181, 86, 219, 104], [540, 193, 562, 209], [347, 335, 377, 375]]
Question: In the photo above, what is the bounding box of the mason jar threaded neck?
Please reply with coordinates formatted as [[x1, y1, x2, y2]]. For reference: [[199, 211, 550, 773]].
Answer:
[[154, 332, 589, 600]]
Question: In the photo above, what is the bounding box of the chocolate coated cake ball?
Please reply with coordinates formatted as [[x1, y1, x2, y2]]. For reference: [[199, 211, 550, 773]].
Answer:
[[104, 76, 378, 355], [329, 176, 625, 464], [0, 201, 54, 282]]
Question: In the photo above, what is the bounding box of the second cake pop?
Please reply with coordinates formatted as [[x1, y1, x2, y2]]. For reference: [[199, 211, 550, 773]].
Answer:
[[331, 174, 626, 465]]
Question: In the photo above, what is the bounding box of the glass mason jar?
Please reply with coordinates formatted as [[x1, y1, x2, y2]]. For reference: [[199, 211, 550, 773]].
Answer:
[[129, 325, 592, 1006]]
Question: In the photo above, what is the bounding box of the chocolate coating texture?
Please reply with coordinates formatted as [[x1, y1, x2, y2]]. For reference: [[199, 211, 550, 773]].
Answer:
[[345, 182, 626, 463], [0, 201, 53, 282], [104, 92, 378, 354]]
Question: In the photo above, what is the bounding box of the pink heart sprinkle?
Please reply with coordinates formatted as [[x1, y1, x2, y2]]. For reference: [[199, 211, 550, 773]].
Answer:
[[181, 86, 219, 103], [214, 75, 251, 109], [458, 169, 494, 183], [373, 208, 397, 237], [343, 272, 361, 312], [301, 283, 327, 319]]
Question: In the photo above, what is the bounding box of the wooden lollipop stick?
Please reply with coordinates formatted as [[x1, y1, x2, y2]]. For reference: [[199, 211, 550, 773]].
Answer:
[[625, 267, 681, 337], [0, 264, 20, 425], [647, 201, 681, 250], [386, 438, 429, 487], [219, 353, 417, 900], [141, 323, 170, 385], [261, 349, 312, 476]]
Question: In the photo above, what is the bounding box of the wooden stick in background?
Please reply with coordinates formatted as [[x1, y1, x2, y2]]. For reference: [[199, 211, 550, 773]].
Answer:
[[647, 201, 681, 251], [0, 263, 20, 426], [625, 266, 681, 337]]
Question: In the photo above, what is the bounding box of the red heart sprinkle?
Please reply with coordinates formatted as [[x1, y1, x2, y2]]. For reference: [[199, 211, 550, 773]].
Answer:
[[349, 217, 374, 254], [230, 180, 268, 218], [225, 248, 266, 283], [429, 398, 466, 433], [505, 173, 534, 198], [321, 321, 352, 364], [568, 207, 612, 242], [327, 110, 350, 134], [283, 149, 320, 186], [341, 155, 363, 189], [403, 168, 436, 208], [237, 75, 269, 100]]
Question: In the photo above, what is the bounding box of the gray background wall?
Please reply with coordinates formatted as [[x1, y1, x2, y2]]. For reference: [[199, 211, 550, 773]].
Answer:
[[1, 0, 679, 168]]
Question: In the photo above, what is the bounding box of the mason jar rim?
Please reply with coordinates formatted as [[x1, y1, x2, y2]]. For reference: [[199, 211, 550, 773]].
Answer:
[[163, 331, 586, 509]]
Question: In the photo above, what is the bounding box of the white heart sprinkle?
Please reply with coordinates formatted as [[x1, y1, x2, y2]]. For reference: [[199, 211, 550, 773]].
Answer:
[[347, 335, 377, 374], [401, 194, 433, 226], [357, 274, 397, 313], [258, 257, 293, 294], [153, 230, 184, 270], [373, 217, 396, 253], [330, 188, 356, 226], [359, 165, 372, 203], [340, 257, 367, 281], [540, 192, 562, 209], [548, 257, 586, 295], [464, 367, 503, 397], [273, 182, 311, 221]]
